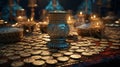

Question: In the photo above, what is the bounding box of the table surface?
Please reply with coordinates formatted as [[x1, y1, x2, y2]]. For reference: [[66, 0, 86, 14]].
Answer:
[[0, 33, 120, 67]]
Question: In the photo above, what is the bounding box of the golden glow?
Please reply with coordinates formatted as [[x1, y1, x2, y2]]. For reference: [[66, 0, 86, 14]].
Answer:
[[80, 11, 82, 15], [28, 19, 30, 22], [30, 18, 33, 21], [26, 30, 29, 32], [4, 22, 8, 24], [93, 15, 96, 18], [115, 21, 119, 24], [97, 22, 99, 26], [68, 16, 71, 21], [12, 23, 18, 27], [18, 16, 22, 18], [12, 25, 15, 27]]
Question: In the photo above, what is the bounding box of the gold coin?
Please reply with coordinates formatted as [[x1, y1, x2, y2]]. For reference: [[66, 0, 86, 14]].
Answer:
[[41, 56, 53, 60], [31, 55, 41, 60], [75, 49, 84, 53], [52, 53, 63, 57], [11, 61, 24, 67], [31, 50, 41, 55], [57, 56, 69, 62], [41, 51, 51, 56], [23, 58, 35, 63], [46, 59, 58, 64], [20, 53, 31, 57], [70, 54, 81, 59], [64, 52, 73, 56], [81, 52, 93, 56], [32, 60, 45, 66]]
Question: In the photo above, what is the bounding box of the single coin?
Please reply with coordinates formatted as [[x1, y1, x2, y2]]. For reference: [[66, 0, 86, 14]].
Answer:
[[75, 49, 84, 53], [64, 52, 73, 56], [41, 51, 51, 56], [31, 50, 41, 55], [81, 52, 93, 56], [70, 46, 79, 50], [40, 47, 48, 50], [70, 54, 81, 59], [52, 53, 63, 57], [31, 55, 41, 60], [23, 58, 35, 63], [20, 53, 31, 57], [14, 48, 24, 51], [32, 60, 45, 66], [110, 46, 119, 49], [41, 56, 53, 60], [46, 59, 58, 64], [57, 56, 69, 62], [99, 41, 108, 44], [4, 53, 14, 57]]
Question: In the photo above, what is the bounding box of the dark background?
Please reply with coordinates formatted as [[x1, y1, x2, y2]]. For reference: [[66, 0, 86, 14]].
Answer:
[[0, 0, 120, 20]]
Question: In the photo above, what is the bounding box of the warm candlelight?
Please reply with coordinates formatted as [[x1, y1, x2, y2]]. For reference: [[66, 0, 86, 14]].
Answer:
[[12, 23, 18, 27], [77, 11, 85, 23], [80, 11, 83, 15], [0, 20, 4, 24], [115, 21, 119, 24], [46, 16, 49, 22], [93, 15, 96, 18], [68, 16, 71, 21], [26, 30, 29, 32], [18, 16, 22, 19], [91, 15, 96, 19], [12, 24, 15, 27], [67, 16, 73, 25], [17, 16, 24, 22], [97, 22, 99, 25], [95, 22, 100, 28], [4, 22, 8, 24], [28, 19, 30, 22]]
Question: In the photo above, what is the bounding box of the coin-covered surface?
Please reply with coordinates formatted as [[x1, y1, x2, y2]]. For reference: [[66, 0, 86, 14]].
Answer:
[[0, 33, 120, 67]]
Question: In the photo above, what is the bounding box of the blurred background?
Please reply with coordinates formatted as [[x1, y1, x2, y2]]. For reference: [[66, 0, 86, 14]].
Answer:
[[0, 0, 120, 21]]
